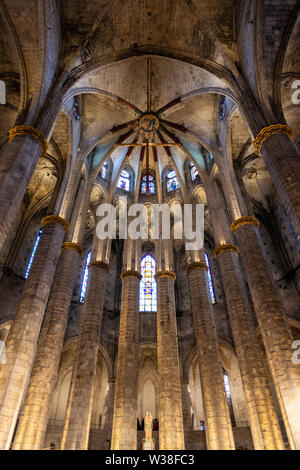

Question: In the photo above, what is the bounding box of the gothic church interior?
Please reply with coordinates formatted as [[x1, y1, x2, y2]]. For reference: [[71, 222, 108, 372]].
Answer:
[[0, 0, 300, 451]]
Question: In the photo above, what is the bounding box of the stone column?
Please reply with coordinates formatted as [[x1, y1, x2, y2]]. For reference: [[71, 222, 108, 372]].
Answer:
[[230, 217, 300, 449], [12, 242, 83, 450], [181, 380, 193, 448], [103, 380, 115, 432], [257, 130, 300, 237], [0, 215, 69, 450], [111, 270, 141, 450], [215, 244, 284, 450], [61, 260, 109, 450], [155, 270, 185, 450], [187, 261, 235, 450], [205, 178, 284, 449], [0, 128, 47, 254]]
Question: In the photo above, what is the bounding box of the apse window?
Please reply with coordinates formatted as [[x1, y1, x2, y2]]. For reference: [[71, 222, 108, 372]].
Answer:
[[141, 175, 155, 194], [190, 164, 199, 181], [117, 169, 130, 192], [223, 372, 231, 399], [101, 161, 108, 180], [80, 250, 91, 303], [139, 254, 157, 312], [25, 228, 42, 279], [204, 252, 216, 305], [166, 170, 180, 192]]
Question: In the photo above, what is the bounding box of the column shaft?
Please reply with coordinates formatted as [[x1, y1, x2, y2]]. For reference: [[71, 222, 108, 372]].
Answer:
[[61, 263, 107, 450], [181, 381, 193, 449], [12, 246, 81, 449], [0, 137, 41, 254], [111, 273, 140, 450], [261, 134, 300, 236], [156, 273, 185, 450], [216, 248, 284, 449], [0, 219, 67, 449], [188, 265, 235, 450], [235, 223, 300, 449]]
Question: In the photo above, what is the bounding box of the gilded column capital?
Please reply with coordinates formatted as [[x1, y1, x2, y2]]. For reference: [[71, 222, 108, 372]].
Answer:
[[253, 124, 293, 156], [186, 262, 208, 274], [41, 215, 69, 231], [230, 216, 259, 235], [155, 270, 176, 281], [88, 261, 109, 273], [61, 242, 83, 255], [214, 244, 240, 258], [8, 125, 48, 158], [121, 270, 142, 280]]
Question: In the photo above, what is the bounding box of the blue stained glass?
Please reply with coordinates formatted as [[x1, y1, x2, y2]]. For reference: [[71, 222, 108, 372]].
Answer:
[[101, 161, 108, 179], [80, 250, 91, 303], [204, 252, 216, 305], [117, 169, 130, 192], [139, 255, 157, 312], [25, 229, 42, 279], [191, 165, 199, 181], [141, 175, 155, 194], [166, 170, 180, 192], [223, 372, 231, 399]]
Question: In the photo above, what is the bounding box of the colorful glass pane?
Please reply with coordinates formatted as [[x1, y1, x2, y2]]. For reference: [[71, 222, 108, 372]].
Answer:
[[204, 252, 216, 305], [141, 175, 155, 194], [80, 250, 91, 303], [25, 229, 42, 279], [223, 372, 231, 399], [139, 255, 157, 312], [117, 169, 130, 191], [101, 161, 108, 179], [191, 165, 199, 181], [166, 170, 180, 192]]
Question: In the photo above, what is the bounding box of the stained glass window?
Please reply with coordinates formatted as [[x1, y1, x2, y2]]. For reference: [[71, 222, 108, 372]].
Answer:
[[25, 228, 42, 279], [80, 250, 91, 303], [141, 175, 155, 194], [190, 165, 199, 181], [101, 161, 108, 180], [139, 255, 157, 312], [223, 372, 231, 399], [166, 170, 180, 192], [223, 370, 235, 426], [204, 252, 216, 305], [117, 169, 130, 191]]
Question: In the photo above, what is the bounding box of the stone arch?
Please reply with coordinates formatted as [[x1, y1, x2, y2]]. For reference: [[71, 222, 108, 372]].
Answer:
[[137, 342, 158, 422], [183, 340, 249, 429]]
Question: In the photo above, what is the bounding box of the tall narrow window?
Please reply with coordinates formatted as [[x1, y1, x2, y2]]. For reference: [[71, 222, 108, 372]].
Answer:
[[101, 161, 108, 180], [166, 170, 180, 192], [223, 370, 235, 426], [25, 228, 42, 279], [223, 372, 231, 399], [117, 169, 130, 192], [139, 255, 157, 312], [141, 175, 155, 194], [80, 250, 91, 303], [204, 252, 216, 305], [190, 164, 199, 181]]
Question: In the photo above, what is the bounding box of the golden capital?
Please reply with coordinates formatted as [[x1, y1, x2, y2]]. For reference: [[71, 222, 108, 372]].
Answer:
[[88, 261, 109, 273], [155, 270, 176, 281], [214, 244, 240, 258], [8, 125, 48, 158], [61, 242, 83, 255], [41, 215, 69, 231], [253, 124, 293, 156], [121, 270, 142, 280], [186, 262, 208, 274], [230, 216, 259, 235]]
